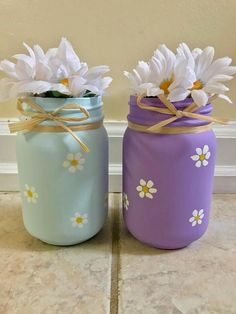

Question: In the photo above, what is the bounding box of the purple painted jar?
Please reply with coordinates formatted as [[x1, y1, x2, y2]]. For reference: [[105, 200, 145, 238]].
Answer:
[[122, 96, 216, 249]]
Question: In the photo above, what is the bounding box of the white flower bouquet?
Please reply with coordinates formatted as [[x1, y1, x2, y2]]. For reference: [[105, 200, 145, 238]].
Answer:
[[124, 43, 236, 107], [0, 38, 112, 100]]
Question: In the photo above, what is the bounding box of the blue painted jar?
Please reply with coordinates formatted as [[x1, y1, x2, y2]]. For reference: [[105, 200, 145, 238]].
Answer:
[[16, 96, 108, 245]]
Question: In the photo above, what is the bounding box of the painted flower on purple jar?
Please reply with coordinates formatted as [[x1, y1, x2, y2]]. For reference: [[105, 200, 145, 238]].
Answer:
[[191, 145, 211, 167], [136, 179, 157, 199], [189, 209, 205, 227]]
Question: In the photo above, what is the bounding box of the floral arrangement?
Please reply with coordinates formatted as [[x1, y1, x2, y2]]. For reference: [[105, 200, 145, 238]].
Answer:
[[0, 38, 112, 100], [124, 43, 236, 107]]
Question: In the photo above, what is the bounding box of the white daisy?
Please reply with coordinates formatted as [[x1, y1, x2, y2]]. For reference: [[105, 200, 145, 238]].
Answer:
[[0, 38, 112, 101], [23, 184, 38, 203], [70, 212, 88, 228], [136, 179, 157, 199], [0, 43, 68, 101], [177, 42, 236, 106], [191, 145, 211, 168], [123, 193, 129, 210], [189, 209, 205, 227], [124, 60, 153, 95], [63, 153, 85, 173], [124, 44, 192, 101]]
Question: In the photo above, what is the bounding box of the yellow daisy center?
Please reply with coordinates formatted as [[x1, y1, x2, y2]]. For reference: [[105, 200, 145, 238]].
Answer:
[[159, 78, 173, 94], [191, 80, 203, 90], [60, 78, 69, 87], [142, 186, 149, 193], [194, 215, 201, 221], [76, 216, 83, 224], [199, 154, 205, 161], [70, 159, 78, 167], [27, 190, 33, 198]]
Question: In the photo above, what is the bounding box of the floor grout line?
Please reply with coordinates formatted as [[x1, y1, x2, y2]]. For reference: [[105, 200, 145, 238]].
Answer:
[[109, 193, 121, 314]]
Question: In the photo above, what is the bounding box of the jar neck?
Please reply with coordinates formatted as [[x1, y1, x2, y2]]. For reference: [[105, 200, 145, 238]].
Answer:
[[26, 96, 103, 126], [128, 95, 213, 127]]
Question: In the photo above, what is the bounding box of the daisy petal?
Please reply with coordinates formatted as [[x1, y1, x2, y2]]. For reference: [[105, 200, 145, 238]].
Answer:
[[146, 193, 153, 199], [196, 148, 202, 155], [203, 145, 209, 154], [191, 154, 199, 161], [147, 180, 154, 188], [69, 166, 76, 173], [149, 188, 157, 194], [202, 160, 208, 166], [63, 160, 70, 167], [199, 209, 204, 215], [218, 94, 232, 104], [139, 191, 145, 198], [136, 186, 142, 192], [67, 153, 74, 160], [140, 179, 146, 186], [195, 160, 202, 168], [191, 89, 209, 107]]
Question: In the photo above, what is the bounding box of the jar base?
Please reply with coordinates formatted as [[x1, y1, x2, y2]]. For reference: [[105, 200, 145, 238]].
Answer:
[[25, 226, 104, 246], [127, 228, 198, 250]]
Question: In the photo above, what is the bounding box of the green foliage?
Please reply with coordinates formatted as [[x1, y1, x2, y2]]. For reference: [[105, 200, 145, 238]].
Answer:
[[34, 90, 96, 98]]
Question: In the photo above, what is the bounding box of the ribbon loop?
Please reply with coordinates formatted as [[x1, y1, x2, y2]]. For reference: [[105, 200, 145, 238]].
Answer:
[[8, 98, 101, 153]]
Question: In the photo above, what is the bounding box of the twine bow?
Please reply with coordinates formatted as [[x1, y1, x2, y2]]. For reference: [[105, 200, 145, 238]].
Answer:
[[9, 98, 95, 152], [136, 93, 228, 132]]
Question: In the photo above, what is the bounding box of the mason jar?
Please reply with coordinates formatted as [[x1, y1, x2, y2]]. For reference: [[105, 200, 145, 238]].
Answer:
[[16, 96, 108, 245], [122, 95, 216, 249]]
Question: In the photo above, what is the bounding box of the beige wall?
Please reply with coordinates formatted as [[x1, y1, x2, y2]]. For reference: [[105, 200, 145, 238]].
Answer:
[[0, 0, 236, 120]]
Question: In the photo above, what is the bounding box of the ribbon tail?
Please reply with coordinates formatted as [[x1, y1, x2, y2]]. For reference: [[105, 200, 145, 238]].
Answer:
[[147, 116, 178, 132], [55, 120, 90, 153], [184, 112, 228, 125], [9, 117, 45, 133]]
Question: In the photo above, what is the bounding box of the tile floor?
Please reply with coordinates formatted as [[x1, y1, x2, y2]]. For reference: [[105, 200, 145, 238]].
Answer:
[[0, 193, 235, 314]]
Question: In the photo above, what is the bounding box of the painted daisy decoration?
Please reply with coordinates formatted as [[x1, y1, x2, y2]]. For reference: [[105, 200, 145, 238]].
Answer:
[[124, 43, 236, 106], [136, 179, 157, 199], [191, 145, 211, 167], [189, 209, 205, 227], [24, 184, 38, 204], [70, 212, 88, 228], [63, 153, 85, 173]]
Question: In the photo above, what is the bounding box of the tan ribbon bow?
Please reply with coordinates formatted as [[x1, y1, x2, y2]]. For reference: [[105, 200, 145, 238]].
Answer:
[[135, 93, 228, 133], [9, 98, 100, 153]]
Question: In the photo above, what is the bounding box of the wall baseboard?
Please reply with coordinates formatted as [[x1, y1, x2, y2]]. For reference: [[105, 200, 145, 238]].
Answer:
[[1, 119, 236, 193]]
